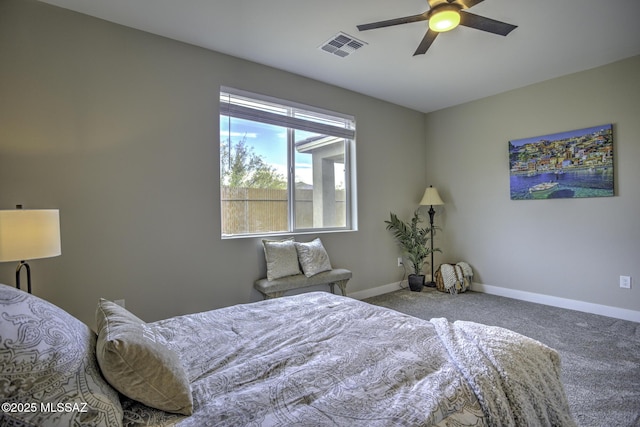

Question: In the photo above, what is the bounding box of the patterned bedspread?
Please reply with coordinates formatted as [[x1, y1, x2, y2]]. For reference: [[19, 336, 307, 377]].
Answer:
[[122, 292, 573, 427]]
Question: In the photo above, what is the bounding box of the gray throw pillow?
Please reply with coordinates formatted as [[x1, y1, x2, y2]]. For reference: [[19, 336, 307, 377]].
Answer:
[[262, 238, 302, 280], [95, 299, 193, 415], [0, 284, 123, 427], [295, 238, 333, 277]]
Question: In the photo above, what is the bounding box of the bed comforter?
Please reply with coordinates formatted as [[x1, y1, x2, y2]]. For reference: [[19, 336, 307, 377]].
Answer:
[[122, 292, 574, 427]]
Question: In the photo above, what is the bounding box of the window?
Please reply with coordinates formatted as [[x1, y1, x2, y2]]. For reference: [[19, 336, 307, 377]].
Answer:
[[220, 87, 356, 238]]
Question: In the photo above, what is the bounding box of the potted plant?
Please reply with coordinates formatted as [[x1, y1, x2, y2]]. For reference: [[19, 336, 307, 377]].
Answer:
[[385, 211, 441, 292]]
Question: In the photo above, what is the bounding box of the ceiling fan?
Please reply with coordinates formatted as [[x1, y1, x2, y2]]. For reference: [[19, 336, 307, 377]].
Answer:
[[357, 0, 517, 56]]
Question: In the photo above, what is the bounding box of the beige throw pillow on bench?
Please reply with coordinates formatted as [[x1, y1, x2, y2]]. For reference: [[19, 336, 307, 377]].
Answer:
[[295, 238, 333, 277], [95, 299, 193, 415], [262, 238, 302, 280]]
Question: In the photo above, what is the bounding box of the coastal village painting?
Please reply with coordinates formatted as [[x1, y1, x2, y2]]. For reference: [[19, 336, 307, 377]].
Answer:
[[509, 124, 614, 200]]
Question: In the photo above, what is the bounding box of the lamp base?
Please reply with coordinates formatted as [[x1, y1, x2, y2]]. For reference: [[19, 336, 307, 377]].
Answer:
[[425, 281, 436, 288], [16, 261, 32, 294]]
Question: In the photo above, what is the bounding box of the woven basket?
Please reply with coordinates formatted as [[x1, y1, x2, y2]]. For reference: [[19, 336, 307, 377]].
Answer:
[[434, 264, 451, 293], [434, 263, 469, 293]]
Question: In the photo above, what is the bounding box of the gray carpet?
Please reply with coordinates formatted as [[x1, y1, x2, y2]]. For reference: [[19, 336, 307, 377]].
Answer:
[[364, 288, 640, 427]]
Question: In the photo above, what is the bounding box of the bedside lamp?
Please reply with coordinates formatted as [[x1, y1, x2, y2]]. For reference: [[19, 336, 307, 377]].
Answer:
[[419, 186, 444, 287], [0, 205, 61, 294]]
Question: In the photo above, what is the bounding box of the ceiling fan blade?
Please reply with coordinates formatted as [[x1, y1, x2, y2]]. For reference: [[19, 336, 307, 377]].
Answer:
[[357, 12, 428, 31], [413, 29, 439, 56], [459, 11, 517, 36], [455, 0, 484, 9]]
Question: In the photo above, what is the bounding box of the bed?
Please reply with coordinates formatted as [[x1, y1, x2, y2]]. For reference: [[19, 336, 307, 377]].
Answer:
[[0, 283, 575, 426]]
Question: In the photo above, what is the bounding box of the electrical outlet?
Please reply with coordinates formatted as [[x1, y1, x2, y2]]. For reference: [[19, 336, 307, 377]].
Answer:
[[114, 299, 125, 307], [619, 276, 631, 289], [397, 257, 403, 267]]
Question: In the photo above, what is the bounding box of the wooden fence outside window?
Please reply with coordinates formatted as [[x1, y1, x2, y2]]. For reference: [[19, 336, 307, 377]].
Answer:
[[221, 187, 345, 235]]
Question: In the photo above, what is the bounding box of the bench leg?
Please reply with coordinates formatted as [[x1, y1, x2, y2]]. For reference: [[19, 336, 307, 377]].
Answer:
[[330, 279, 349, 296], [263, 291, 286, 299]]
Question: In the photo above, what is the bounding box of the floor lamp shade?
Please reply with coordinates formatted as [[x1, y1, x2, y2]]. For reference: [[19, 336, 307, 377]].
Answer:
[[419, 186, 444, 207], [0, 209, 61, 262]]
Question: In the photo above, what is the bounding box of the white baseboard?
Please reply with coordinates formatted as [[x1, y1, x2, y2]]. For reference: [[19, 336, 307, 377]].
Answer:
[[470, 283, 640, 323], [350, 281, 640, 323], [348, 281, 404, 300]]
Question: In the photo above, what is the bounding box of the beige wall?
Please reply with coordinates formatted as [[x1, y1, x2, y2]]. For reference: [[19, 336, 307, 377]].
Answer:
[[425, 55, 640, 312], [0, 0, 427, 326]]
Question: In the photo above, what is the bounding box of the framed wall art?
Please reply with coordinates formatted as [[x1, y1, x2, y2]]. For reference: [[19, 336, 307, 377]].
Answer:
[[509, 124, 613, 200]]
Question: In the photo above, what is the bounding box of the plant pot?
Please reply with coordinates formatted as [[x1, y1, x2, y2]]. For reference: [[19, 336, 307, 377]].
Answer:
[[407, 274, 425, 292]]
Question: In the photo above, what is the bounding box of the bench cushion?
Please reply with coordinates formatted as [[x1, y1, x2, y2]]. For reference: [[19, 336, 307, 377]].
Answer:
[[255, 268, 352, 295]]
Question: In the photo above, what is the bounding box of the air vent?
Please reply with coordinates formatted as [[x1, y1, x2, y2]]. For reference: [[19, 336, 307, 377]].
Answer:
[[319, 32, 367, 58]]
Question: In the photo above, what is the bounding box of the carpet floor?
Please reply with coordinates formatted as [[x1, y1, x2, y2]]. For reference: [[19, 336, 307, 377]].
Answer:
[[363, 288, 640, 427]]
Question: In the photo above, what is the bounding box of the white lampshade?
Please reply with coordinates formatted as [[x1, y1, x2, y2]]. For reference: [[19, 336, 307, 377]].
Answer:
[[0, 209, 61, 262], [419, 186, 445, 206]]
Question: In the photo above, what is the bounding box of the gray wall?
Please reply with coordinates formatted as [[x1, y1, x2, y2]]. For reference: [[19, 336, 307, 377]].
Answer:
[[425, 55, 640, 312], [0, 0, 426, 326]]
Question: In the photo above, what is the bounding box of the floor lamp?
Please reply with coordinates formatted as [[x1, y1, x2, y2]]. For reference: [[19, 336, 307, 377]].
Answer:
[[0, 205, 61, 294], [419, 186, 444, 287]]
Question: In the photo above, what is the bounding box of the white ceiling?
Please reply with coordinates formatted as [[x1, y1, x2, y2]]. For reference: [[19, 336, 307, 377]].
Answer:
[[38, 0, 640, 113]]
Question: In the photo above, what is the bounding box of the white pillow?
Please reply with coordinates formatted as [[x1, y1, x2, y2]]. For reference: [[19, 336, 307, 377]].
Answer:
[[295, 238, 333, 277], [262, 238, 302, 281]]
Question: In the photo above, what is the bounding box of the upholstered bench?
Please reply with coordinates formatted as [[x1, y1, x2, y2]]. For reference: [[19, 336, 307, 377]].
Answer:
[[254, 268, 352, 299]]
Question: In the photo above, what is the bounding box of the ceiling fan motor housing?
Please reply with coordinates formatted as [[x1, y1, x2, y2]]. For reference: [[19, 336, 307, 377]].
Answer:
[[429, 2, 463, 18]]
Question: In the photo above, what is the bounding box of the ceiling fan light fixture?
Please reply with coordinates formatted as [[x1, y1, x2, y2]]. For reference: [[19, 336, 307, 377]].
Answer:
[[357, 0, 517, 56], [429, 5, 461, 32]]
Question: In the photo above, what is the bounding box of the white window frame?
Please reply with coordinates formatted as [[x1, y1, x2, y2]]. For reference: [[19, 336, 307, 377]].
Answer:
[[220, 87, 357, 238]]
